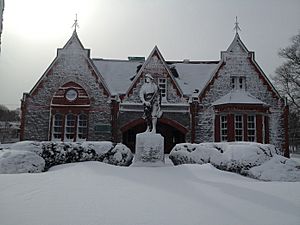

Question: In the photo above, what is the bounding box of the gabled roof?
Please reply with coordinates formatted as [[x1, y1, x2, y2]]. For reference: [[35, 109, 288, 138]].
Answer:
[[92, 58, 220, 96], [228, 33, 281, 99], [61, 30, 87, 52], [226, 33, 249, 53], [29, 31, 111, 96], [93, 59, 144, 95], [169, 61, 219, 96], [199, 33, 282, 101], [212, 89, 268, 106], [126, 46, 184, 97]]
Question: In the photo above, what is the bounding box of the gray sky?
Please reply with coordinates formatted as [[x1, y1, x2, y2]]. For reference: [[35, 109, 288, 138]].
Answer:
[[0, 0, 299, 110]]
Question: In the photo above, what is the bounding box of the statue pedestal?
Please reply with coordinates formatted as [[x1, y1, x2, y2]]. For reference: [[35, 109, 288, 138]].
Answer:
[[132, 132, 165, 167]]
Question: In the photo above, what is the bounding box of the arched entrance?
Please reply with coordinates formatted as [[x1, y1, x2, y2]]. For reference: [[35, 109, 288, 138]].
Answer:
[[121, 118, 187, 154]]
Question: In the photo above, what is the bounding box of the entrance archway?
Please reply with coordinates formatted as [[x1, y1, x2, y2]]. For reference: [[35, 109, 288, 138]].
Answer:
[[121, 118, 187, 154]]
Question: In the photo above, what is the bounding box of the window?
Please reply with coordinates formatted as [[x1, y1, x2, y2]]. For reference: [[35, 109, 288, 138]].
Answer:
[[77, 114, 88, 140], [65, 114, 76, 140], [247, 115, 256, 142], [235, 115, 243, 141], [231, 76, 245, 90], [158, 78, 167, 101], [53, 114, 63, 140], [220, 115, 227, 141]]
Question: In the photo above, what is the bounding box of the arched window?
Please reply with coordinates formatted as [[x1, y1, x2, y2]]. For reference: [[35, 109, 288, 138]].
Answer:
[[77, 114, 88, 140], [53, 113, 63, 140], [65, 113, 76, 140]]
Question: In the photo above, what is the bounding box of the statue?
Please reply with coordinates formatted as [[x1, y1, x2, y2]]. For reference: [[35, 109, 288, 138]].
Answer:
[[134, 73, 165, 166], [139, 73, 162, 133]]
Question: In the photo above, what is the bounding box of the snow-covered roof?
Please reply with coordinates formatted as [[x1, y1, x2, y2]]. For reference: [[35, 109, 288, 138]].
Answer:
[[93, 59, 219, 96], [93, 59, 144, 95], [212, 90, 268, 106], [169, 61, 219, 95]]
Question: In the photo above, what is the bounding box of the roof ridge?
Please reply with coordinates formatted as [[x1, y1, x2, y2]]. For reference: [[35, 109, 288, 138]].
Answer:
[[167, 60, 220, 64], [92, 58, 144, 62]]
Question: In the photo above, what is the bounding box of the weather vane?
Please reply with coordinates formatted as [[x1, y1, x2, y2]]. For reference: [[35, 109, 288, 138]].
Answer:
[[72, 13, 79, 31], [233, 16, 241, 34]]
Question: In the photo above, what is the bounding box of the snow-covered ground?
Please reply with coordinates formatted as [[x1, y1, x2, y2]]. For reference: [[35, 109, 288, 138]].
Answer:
[[0, 161, 300, 225]]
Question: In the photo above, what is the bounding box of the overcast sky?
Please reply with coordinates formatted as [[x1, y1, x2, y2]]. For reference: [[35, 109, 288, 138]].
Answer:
[[0, 0, 299, 110]]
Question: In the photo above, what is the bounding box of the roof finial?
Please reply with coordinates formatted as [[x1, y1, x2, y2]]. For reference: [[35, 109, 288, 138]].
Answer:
[[233, 16, 241, 34], [72, 13, 79, 31]]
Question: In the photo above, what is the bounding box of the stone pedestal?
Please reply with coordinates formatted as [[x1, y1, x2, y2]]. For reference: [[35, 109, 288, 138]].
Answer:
[[133, 132, 165, 167]]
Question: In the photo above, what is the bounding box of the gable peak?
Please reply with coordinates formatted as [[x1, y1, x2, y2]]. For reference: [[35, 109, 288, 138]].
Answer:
[[226, 32, 249, 54]]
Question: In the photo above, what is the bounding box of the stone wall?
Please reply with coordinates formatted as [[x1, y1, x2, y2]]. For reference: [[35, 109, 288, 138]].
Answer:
[[22, 34, 112, 141], [196, 42, 285, 150]]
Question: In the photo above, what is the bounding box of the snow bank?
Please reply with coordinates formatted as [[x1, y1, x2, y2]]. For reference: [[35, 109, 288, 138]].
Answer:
[[0, 150, 45, 174], [248, 155, 300, 181], [0, 141, 133, 173], [169, 142, 293, 180]]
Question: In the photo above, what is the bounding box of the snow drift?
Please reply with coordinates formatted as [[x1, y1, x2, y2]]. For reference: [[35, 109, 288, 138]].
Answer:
[[1, 161, 300, 225]]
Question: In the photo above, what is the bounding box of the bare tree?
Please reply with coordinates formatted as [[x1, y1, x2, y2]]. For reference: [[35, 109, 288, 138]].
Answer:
[[274, 32, 300, 152], [274, 31, 300, 112]]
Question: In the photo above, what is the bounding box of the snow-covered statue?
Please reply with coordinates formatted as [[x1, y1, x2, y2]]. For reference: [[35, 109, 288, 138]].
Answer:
[[139, 73, 162, 133]]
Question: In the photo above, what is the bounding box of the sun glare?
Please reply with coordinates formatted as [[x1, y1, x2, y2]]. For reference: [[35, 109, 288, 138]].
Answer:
[[8, 0, 94, 41]]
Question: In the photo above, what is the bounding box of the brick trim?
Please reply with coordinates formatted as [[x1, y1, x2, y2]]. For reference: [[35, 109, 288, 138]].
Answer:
[[256, 114, 263, 143], [214, 114, 220, 142]]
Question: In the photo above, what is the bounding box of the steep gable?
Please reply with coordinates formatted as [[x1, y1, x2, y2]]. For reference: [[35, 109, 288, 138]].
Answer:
[[199, 33, 281, 101], [21, 31, 113, 141], [124, 46, 184, 103], [29, 31, 111, 98]]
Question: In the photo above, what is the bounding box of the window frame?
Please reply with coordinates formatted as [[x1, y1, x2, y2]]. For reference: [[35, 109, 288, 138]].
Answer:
[[158, 78, 167, 102], [77, 114, 88, 141], [52, 113, 63, 140], [234, 114, 243, 141], [220, 115, 228, 142], [247, 115, 256, 142], [65, 113, 76, 141], [231, 76, 246, 90]]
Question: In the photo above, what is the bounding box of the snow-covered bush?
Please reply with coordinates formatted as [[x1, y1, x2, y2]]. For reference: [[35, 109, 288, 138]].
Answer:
[[103, 143, 133, 166], [41, 142, 99, 170], [40, 142, 133, 169], [169, 143, 224, 166], [219, 143, 278, 173], [0, 141, 134, 172], [169, 142, 280, 174], [0, 150, 45, 174], [248, 155, 300, 181]]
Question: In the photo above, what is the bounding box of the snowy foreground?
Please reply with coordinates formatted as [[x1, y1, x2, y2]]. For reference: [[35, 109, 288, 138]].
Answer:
[[0, 161, 300, 225]]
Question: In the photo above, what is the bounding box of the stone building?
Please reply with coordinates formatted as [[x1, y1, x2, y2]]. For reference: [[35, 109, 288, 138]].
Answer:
[[20, 30, 289, 156]]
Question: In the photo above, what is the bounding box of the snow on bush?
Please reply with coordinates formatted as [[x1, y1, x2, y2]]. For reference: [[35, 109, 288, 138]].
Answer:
[[169, 142, 280, 175], [248, 155, 300, 182], [169, 143, 224, 166], [8, 141, 43, 155], [0, 141, 133, 172], [103, 143, 133, 166], [40, 142, 133, 169], [0, 150, 45, 174]]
